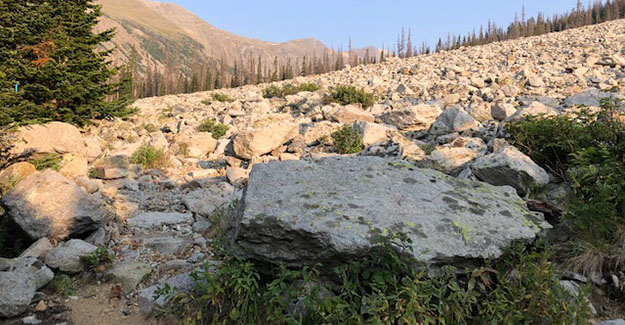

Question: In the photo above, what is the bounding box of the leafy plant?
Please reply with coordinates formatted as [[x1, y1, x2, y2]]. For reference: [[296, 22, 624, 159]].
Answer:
[[130, 144, 168, 169], [87, 167, 98, 179], [282, 83, 320, 96], [262, 85, 283, 99], [159, 235, 589, 324], [211, 93, 234, 103], [196, 118, 229, 139], [326, 86, 375, 108], [176, 142, 190, 158], [262, 83, 320, 98], [46, 274, 75, 297], [331, 125, 364, 154], [143, 123, 158, 133], [82, 246, 115, 270], [507, 97, 625, 272], [29, 153, 61, 171]]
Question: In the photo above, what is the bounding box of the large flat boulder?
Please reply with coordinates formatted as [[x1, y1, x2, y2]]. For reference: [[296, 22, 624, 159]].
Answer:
[[229, 156, 549, 269], [2, 170, 113, 240], [10, 122, 86, 157]]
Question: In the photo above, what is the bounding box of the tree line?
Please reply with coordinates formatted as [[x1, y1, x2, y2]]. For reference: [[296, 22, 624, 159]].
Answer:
[[120, 44, 383, 100], [392, 0, 625, 58]]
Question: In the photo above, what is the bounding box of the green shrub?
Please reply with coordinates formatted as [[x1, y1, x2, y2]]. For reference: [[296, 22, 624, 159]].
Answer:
[[263, 83, 320, 99], [143, 123, 158, 133], [262, 85, 283, 99], [130, 144, 167, 169], [212, 93, 234, 103], [46, 274, 74, 297], [158, 236, 589, 324], [196, 118, 229, 139], [29, 153, 61, 171], [81, 246, 115, 271], [326, 86, 375, 108], [282, 83, 320, 96], [331, 125, 363, 154], [507, 97, 625, 271]]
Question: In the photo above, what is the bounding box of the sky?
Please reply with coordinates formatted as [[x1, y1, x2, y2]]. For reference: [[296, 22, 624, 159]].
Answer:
[[168, 0, 582, 50]]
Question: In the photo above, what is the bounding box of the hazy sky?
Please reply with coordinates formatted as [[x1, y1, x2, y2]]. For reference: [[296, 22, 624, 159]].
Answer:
[[168, 0, 582, 49]]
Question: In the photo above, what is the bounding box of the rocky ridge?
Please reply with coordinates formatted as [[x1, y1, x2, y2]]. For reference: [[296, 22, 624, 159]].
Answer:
[[1, 19, 625, 323]]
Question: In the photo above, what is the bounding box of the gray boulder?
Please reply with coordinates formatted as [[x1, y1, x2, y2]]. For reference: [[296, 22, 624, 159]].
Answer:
[[379, 104, 442, 131], [471, 146, 550, 197], [44, 239, 98, 273], [0, 271, 36, 318], [19, 237, 53, 259], [564, 88, 603, 107], [2, 170, 113, 240], [429, 107, 481, 136], [229, 156, 549, 270], [506, 101, 557, 121], [10, 257, 54, 289], [105, 260, 152, 292], [182, 182, 237, 218], [138, 272, 195, 315]]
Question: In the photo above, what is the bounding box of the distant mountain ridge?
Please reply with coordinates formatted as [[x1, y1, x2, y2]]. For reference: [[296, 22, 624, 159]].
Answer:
[[95, 0, 381, 96]]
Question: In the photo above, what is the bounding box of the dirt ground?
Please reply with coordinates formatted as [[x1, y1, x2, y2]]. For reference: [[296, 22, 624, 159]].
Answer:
[[1, 283, 178, 325]]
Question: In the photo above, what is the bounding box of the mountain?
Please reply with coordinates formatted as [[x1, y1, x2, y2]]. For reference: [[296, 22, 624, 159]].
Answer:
[[94, 0, 380, 96]]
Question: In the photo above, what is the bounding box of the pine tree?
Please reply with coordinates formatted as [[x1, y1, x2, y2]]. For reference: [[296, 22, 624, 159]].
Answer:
[[0, 0, 131, 127]]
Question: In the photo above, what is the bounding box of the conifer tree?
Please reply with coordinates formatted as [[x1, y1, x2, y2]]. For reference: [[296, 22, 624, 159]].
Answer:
[[0, 0, 131, 127]]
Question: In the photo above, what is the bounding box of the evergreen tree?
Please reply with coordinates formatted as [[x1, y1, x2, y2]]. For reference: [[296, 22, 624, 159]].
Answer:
[[0, 0, 131, 127]]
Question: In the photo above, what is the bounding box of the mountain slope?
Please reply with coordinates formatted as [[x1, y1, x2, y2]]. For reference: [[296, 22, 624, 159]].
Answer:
[[95, 0, 348, 84]]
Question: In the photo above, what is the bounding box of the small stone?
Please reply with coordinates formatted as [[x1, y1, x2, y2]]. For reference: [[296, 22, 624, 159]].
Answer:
[[21, 315, 42, 325], [527, 75, 545, 87], [35, 300, 47, 312]]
